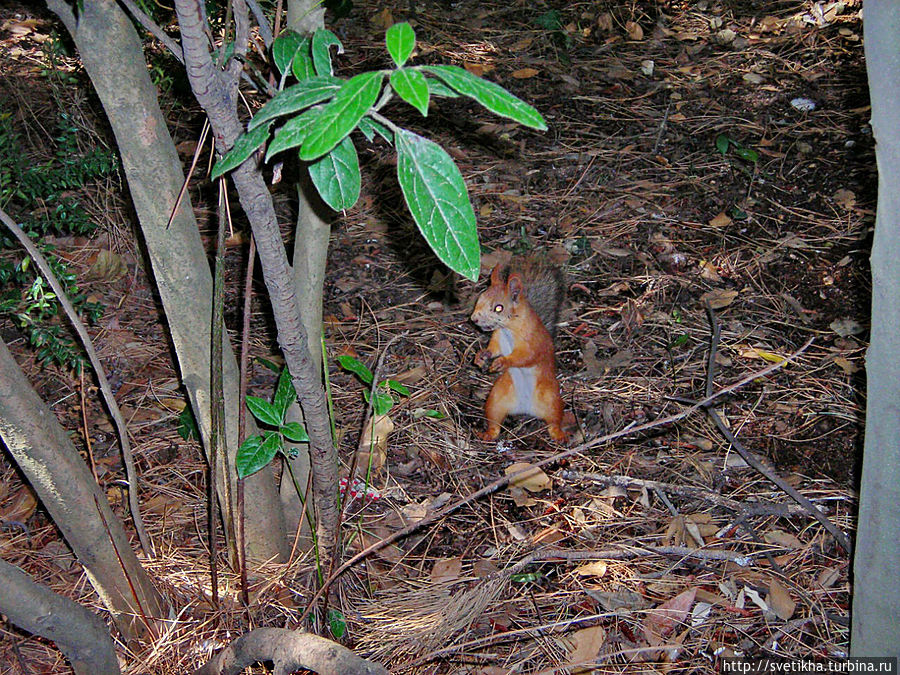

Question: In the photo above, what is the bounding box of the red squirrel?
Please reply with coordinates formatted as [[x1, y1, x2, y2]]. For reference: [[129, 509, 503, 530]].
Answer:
[[471, 256, 568, 443]]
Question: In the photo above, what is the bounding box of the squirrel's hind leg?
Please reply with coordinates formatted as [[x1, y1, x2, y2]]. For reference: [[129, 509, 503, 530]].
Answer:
[[478, 372, 515, 441]]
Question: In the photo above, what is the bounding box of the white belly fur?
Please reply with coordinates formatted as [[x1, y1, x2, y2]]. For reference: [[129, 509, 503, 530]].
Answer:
[[497, 328, 537, 416]]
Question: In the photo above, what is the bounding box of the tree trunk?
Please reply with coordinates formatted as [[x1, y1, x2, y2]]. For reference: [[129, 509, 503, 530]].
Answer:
[[850, 0, 900, 657], [279, 0, 332, 546], [0, 558, 120, 675], [173, 0, 340, 555], [45, 0, 288, 563], [0, 339, 167, 641]]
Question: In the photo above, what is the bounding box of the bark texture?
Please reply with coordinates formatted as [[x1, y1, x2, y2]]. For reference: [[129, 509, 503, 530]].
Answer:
[[851, 0, 900, 657], [0, 558, 121, 675], [173, 0, 339, 553], [45, 0, 287, 563], [0, 339, 167, 640]]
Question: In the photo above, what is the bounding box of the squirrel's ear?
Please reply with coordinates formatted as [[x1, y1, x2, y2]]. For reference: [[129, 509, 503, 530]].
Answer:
[[489, 263, 504, 286], [508, 274, 524, 302]]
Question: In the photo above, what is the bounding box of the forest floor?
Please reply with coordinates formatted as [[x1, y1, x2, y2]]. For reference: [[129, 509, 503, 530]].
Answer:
[[0, 0, 867, 672]]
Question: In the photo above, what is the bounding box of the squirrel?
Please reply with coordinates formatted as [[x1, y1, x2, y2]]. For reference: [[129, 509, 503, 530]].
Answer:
[[471, 255, 569, 443]]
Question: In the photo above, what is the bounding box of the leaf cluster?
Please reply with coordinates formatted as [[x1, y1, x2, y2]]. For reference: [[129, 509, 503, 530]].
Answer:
[[336, 354, 409, 416], [212, 23, 546, 281]]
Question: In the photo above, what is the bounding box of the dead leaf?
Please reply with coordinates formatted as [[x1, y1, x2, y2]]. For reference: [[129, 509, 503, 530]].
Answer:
[[830, 318, 864, 337], [597, 12, 613, 32], [763, 529, 804, 549], [505, 463, 551, 492], [625, 20, 644, 40], [699, 260, 722, 282], [464, 62, 493, 76], [511, 67, 540, 79], [817, 567, 842, 588], [564, 625, 607, 670], [1, 486, 37, 524], [509, 486, 537, 507], [708, 212, 732, 228], [371, 7, 393, 30], [511, 37, 533, 50], [767, 579, 796, 620], [533, 524, 566, 545], [431, 557, 463, 583], [474, 558, 499, 577], [574, 561, 608, 578], [700, 289, 739, 309], [586, 586, 648, 613], [833, 189, 857, 210], [86, 249, 128, 282], [642, 587, 697, 647]]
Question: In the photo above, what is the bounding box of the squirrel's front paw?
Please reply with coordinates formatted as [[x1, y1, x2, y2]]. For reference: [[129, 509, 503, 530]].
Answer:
[[474, 349, 493, 369], [488, 356, 508, 373]]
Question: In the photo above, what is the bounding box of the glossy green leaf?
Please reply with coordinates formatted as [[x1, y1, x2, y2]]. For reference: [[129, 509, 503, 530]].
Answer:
[[209, 123, 271, 180], [249, 77, 340, 130], [237, 432, 281, 478], [386, 22, 415, 67], [312, 29, 344, 77], [422, 65, 547, 130], [395, 129, 480, 280], [715, 134, 731, 155], [273, 30, 305, 76], [364, 387, 394, 415], [309, 135, 361, 211], [328, 609, 347, 639], [337, 354, 374, 384], [265, 107, 322, 161], [390, 68, 430, 116], [426, 78, 460, 98], [273, 368, 296, 417], [734, 146, 759, 163], [291, 37, 315, 81], [358, 116, 394, 144], [280, 421, 310, 443], [299, 72, 384, 161], [385, 379, 410, 397], [246, 395, 282, 427], [177, 405, 199, 440]]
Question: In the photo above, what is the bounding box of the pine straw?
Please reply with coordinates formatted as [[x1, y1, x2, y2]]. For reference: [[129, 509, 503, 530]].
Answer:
[[0, 0, 864, 672]]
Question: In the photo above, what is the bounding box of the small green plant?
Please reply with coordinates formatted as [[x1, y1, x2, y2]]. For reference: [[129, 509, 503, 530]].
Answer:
[[236, 367, 310, 478], [715, 133, 759, 164], [0, 109, 113, 370], [336, 354, 409, 415], [534, 9, 573, 51], [212, 23, 547, 282]]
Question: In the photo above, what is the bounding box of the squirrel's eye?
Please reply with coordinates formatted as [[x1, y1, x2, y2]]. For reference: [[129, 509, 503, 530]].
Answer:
[[493, 304, 503, 313]]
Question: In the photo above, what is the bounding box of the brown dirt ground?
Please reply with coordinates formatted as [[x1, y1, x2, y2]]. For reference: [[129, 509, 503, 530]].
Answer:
[[0, 0, 865, 672]]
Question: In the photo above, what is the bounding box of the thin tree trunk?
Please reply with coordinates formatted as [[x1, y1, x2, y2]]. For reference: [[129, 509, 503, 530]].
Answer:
[[173, 0, 339, 554], [851, 0, 900, 657], [45, 0, 288, 563], [0, 339, 167, 641], [0, 558, 121, 675]]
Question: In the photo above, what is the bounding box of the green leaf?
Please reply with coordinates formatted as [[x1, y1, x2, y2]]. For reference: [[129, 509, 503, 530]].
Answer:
[[386, 22, 416, 67], [358, 116, 394, 144], [177, 405, 199, 440], [249, 77, 340, 130], [390, 68, 430, 116], [422, 65, 547, 131], [734, 146, 759, 163], [299, 71, 384, 161], [272, 30, 305, 76], [385, 379, 410, 397], [309, 135, 361, 211], [426, 79, 460, 98], [715, 133, 731, 155], [281, 421, 310, 443], [291, 37, 315, 81], [534, 9, 563, 31], [246, 395, 282, 427], [328, 608, 347, 639], [337, 354, 374, 384], [236, 432, 281, 478], [273, 368, 296, 417], [265, 107, 322, 161], [395, 129, 480, 281], [312, 29, 344, 77], [421, 409, 445, 419], [210, 123, 271, 180], [364, 388, 394, 415]]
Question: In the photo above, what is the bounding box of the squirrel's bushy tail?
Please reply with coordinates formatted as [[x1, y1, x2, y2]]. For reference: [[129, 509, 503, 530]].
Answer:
[[505, 255, 566, 339]]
